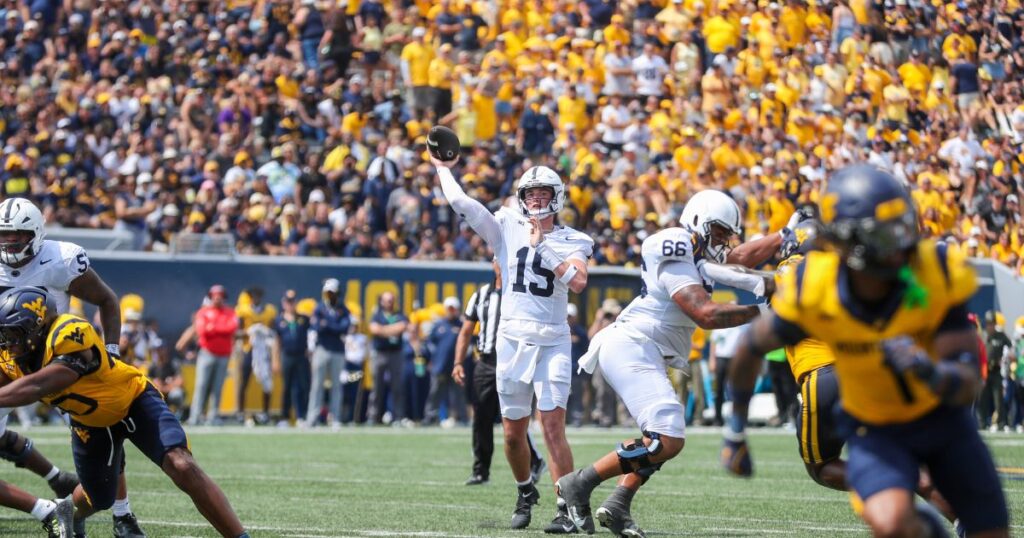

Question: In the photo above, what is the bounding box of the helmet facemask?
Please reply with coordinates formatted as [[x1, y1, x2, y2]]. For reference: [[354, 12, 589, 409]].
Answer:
[[0, 231, 38, 267], [828, 210, 919, 280], [0, 321, 46, 374], [518, 186, 559, 219], [703, 221, 737, 264]]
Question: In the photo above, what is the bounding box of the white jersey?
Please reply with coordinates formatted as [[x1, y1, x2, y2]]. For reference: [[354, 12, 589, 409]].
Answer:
[[492, 207, 593, 341], [616, 227, 711, 360], [437, 168, 593, 344], [0, 240, 89, 314]]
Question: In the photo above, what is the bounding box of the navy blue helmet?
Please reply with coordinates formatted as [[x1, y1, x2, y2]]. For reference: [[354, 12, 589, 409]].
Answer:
[[780, 219, 823, 259], [0, 287, 57, 373], [819, 165, 919, 276]]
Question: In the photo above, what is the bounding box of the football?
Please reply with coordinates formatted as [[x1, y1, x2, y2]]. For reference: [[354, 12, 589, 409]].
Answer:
[[427, 125, 461, 162]]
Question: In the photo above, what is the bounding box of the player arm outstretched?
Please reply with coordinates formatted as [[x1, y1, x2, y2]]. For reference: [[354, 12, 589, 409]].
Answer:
[[721, 310, 806, 477], [68, 268, 121, 352], [0, 360, 84, 408], [727, 209, 812, 268], [882, 304, 982, 407], [698, 262, 775, 298], [432, 156, 503, 249]]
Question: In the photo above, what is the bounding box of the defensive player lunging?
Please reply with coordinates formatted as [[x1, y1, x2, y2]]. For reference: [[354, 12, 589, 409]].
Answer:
[[434, 153, 594, 533], [0, 197, 147, 538], [723, 166, 1009, 538], [557, 190, 800, 537], [0, 287, 250, 538]]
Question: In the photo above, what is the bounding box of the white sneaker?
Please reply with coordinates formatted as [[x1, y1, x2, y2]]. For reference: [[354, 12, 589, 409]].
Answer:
[[244, 417, 256, 428], [988, 424, 999, 433], [330, 421, 343, 431], [276, 420, 292, 429], [1003, 425, 1012, 433], [441, 417, 456, 429], [1016, 425, 1023, 434]]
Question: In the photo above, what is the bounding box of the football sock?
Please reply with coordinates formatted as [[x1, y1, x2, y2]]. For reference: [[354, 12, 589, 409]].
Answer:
[[578, 466, 602, 492], [43, 467, 59, 481], [604, 486, 636, 513], [516, 478, 533, 488], [112, 498, 131, 517], [31, 499, 56, 521]]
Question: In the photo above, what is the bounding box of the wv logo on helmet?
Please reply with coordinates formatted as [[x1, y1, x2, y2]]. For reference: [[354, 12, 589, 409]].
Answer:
[[21, 298, 46, 320]]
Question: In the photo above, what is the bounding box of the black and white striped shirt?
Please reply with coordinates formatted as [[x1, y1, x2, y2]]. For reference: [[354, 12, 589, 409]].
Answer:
[[465, 282, 501, 362]]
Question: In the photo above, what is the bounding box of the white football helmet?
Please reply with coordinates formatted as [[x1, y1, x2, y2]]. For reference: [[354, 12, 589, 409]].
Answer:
[[0, 198, 45, 266], [517, 166, 565, 219], [679, 190, 742, 263]]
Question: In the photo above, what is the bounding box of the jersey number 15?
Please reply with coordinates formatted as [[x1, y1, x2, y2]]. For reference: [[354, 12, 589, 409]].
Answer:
[[512, 246, 555, 298]]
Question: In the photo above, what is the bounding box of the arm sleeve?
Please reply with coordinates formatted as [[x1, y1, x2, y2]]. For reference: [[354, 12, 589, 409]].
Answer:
[[771, 315, 809, 347], [51, 352, 100, 377], [658, 259, 703, 298], [698, 261, 767, 297], [437, 166, 503, 248]]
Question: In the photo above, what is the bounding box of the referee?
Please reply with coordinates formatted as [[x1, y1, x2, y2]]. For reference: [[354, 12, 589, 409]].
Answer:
[[453, 260, 544, 486]]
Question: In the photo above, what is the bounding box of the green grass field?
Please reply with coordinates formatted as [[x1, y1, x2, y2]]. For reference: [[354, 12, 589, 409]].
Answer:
[[0, 426, 1020, 537]]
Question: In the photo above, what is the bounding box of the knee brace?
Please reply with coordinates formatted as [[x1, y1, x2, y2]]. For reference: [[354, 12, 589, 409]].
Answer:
[[0, 430, 33, 467], [616, 431, 664, 483]]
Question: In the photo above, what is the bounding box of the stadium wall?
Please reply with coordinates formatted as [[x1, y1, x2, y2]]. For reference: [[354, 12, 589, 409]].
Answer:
[[88, 252, 1007, 341]]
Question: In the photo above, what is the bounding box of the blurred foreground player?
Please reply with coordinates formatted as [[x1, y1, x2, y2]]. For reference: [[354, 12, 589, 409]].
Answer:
[[723, 166, 1008, 538]]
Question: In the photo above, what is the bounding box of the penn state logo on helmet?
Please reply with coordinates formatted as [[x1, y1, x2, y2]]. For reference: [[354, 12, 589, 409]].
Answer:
[[819, 164, 919, 276], [517, 166, 565, 219], [679, 190, 742, 263], [0, 198, 46, 267]]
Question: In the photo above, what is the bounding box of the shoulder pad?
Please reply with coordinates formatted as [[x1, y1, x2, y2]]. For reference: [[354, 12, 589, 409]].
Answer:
[[48, 317, 96, 357]]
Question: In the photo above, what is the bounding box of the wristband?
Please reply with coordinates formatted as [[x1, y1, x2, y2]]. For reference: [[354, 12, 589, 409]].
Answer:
[[535, 240, 565, 269], [558, 263, 579, 285], [106, 343, 120, 358]]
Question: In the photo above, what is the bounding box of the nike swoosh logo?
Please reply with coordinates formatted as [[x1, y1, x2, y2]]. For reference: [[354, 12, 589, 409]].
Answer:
[[39, 259, 52, 265]]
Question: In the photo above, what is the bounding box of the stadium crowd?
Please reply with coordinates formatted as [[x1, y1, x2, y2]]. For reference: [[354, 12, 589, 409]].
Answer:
[[2, 0, 1024, 273]]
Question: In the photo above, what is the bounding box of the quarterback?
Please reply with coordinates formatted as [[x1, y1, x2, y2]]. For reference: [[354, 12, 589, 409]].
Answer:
[[434, 154, 593, 532], [0, 287, 249, 538], [723, 166, 1008, 538]]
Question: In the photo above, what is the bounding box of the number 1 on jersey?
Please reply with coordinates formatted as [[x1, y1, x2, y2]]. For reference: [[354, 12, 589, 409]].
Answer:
[[512, 247, 555, 297]]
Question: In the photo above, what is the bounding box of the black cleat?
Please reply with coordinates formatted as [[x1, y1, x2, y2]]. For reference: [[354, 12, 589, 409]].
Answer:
[[48, 471, 79, 498], [465, 474, 489, 486], [42, 497, 74, 538], [113, 513, 146, 538], [595, 505, 646, 538], [530, 457, 547, 485], [555, 471, 595, 534], [510, 483, 540, 529], [543, 506, 579, 534]]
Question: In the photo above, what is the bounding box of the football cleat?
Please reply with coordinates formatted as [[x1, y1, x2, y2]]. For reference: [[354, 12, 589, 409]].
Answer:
[[113, 512, 147, 538], [42, 496, 74, 538], [554, 471, 595, 534], [510, 484, 540, 529], [543, 506, 579, 534], [595, 505, 646, 538], [530, 457, 547, 485], [48, 471, 79, 498]]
